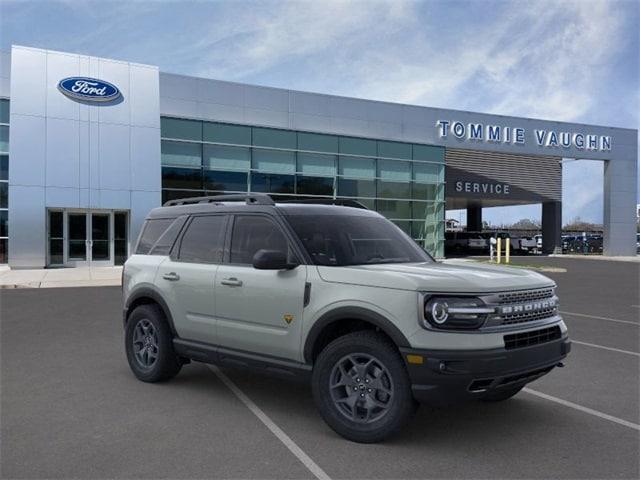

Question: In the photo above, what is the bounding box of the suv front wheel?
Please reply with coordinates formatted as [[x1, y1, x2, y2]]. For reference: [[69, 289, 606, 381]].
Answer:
[[125, 304, 182, 383], [312, 331, 417, 443]]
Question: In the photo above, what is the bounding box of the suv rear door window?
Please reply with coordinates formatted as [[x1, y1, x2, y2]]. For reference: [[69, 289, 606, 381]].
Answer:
[[149, 216, 188, 255], [178, 215, 227, 263], [230, 216, 289, 264], [136, 218, 175, 254]]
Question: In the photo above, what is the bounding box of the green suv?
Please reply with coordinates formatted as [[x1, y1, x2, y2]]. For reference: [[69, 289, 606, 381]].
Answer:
[[122, 194, 570, 443]]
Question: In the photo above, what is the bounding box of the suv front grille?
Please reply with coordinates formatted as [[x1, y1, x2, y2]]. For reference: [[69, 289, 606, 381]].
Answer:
[[504, 326, 561, 350], [497, 288, 557, 326]]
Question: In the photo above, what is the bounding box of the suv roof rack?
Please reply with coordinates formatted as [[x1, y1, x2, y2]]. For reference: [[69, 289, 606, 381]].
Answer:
[[276, 198, 370, 210], [163, 193, 275, 207]]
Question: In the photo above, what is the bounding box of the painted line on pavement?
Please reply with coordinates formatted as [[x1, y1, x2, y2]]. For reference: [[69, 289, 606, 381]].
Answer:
[[209, 365, 331, 480], [572, 339, 639, 357], [560, 310, 638, 326], [524, 388, 640, 431]]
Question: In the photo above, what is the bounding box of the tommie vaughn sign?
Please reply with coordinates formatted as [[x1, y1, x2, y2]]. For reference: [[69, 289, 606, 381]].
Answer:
[[58, 77, 121, 102], [436, 120, 612, 152]]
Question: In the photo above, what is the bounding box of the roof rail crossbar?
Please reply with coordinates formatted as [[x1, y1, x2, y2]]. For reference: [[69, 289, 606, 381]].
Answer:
[[163, 193, 275, 207], [276, 198, 369, 210]]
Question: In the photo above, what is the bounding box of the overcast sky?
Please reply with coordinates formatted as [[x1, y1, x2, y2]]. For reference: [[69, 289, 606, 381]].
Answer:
[[1, 0, 638, 225]]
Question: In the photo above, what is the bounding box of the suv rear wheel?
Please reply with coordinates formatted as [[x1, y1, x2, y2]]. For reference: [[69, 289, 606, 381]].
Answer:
[[125, 304, 182, 382], [312, 331, 416, 443]]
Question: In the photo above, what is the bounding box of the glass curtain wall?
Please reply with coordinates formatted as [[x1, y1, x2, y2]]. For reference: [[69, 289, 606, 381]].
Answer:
[[161, 117, 445, 257], [0, 99, 9, 264]]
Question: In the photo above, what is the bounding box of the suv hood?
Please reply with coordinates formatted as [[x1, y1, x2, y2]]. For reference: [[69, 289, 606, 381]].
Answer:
[[316, 259, 554, 293]]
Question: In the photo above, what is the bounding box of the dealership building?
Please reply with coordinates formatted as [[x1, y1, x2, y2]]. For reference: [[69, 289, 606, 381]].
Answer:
[[0, 45, 637, 268]]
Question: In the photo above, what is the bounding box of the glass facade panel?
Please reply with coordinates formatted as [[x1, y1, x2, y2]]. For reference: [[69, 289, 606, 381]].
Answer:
[[412, 183, 440, 201], [337, 178, 376, 198], [339, 137, 377, 157], [296, 176, 333, 196], [0, 210, 7, 237], [0, 126, 8, 153], [161, 117, 202, 141], [252, 149, 295, 174], [0, 99, 9, 124], [204, 144, 250, 170], [114, 212, 128, 266], [298, 132, 339, 153], [338, 156, 375, 179], [377, 180, 411, 199], [297, 153, 336, 176], [376, 200, 412, 219], [162, 167, 202, 190], [413, 163, 443, 184], [162, 189, 204, 205], [252, 127, 296, 149], [204, 170, 248, 191], [0, 155, 7, 181], [251, 173, 295, 194], [0, 182, 7, 208], [378, 160, 411, 181], [203, 122, 251, 145], [161, 117, 446, 256], [413, 144, 445, 163], [161, 140, 201, 167], [378, 141, 411, 160]]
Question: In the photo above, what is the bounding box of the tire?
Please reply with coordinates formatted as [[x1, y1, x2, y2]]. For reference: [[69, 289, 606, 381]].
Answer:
[[125, 304, 182, 383], [480, 385, 523, 402], [312, 331, 417, 443]]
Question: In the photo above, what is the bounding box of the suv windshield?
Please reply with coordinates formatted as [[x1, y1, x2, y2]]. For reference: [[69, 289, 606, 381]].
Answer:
[[286, 214, 433, 266]]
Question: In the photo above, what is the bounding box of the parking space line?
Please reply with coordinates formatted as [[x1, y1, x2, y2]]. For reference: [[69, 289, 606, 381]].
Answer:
[[524, 388, 640, 431], [209, 366, 331, 480], [572, 340, 639, 357], [560, 310, 639, 326]]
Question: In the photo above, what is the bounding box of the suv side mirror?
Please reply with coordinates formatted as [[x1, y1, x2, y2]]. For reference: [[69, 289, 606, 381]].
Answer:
[[252, 249, 298, 270]]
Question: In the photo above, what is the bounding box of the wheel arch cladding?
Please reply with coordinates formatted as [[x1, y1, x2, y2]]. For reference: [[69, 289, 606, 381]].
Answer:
[[124, 288, 177, 337], [304, 306, 411, 364]]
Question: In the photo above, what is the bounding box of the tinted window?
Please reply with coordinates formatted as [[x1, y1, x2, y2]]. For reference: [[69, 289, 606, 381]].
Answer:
[[230, 216, 289, 264], [136, 218, 175, 254], [178, 215, 226, 263], [150, 216, 187, 255], [286, 215, 431, 266]]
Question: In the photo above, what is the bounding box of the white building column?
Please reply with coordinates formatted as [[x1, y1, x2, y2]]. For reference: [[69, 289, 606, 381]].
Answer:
[[602, 146, 638, 256]]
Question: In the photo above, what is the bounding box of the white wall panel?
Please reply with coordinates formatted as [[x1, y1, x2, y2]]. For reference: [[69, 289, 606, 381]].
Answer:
[[10, 47, 46, 116], [9, 114, 46, 186], [8, 185, 46, 267], [198, 78, 244, 106], [46, 51, 80, 121], [46, 186, 79, 207], [98, 60, 130, 125], [100, 189, 131, 209], [98, 122, 130, 190], [45, 117, 79, 188], [130, 126, 161, 191], [130, 66, 160, 128]]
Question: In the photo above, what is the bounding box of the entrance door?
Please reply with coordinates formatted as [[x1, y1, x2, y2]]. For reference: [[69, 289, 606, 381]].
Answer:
[[90, 213, 111, 266], [67, 213, 88, 266], [47, 210, 129, 267]]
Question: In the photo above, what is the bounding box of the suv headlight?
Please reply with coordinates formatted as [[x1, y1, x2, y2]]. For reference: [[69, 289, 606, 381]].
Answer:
[[422, 296, 495, 330]]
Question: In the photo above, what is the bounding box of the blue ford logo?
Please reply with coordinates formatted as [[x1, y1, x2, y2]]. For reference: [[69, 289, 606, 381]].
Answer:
[[58, 77, 121, 102]]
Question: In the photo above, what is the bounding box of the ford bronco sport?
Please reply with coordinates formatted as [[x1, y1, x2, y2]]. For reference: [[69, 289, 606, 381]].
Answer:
[[122, 193, 570, 443]]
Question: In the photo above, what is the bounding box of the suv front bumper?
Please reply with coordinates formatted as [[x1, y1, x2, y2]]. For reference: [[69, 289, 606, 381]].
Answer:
[[400, 335, 571, 405]]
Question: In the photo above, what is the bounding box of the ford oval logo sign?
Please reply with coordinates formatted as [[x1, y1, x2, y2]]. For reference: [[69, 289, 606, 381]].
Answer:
[[57, 77, 121, 102]]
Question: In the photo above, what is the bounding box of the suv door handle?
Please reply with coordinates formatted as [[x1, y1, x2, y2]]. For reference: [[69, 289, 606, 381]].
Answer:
[[221, 277, 243, 287], [162, 272, 180, 281]]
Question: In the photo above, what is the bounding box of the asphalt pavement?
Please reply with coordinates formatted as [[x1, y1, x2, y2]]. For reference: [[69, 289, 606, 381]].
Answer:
[[1, 257, 638, 479]]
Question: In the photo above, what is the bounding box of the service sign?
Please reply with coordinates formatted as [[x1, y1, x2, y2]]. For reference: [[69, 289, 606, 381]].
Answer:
[[58, 77, 121, 102]]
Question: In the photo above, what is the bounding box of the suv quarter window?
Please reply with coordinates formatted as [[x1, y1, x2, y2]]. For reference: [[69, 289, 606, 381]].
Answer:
[[229, 215, 291, 265], [177, 214, 227, 264], [136, 217, 176, 254]]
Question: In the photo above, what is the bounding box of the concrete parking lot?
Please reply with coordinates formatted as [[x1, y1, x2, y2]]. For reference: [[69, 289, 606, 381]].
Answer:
[[1, 257, 638, 479]]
